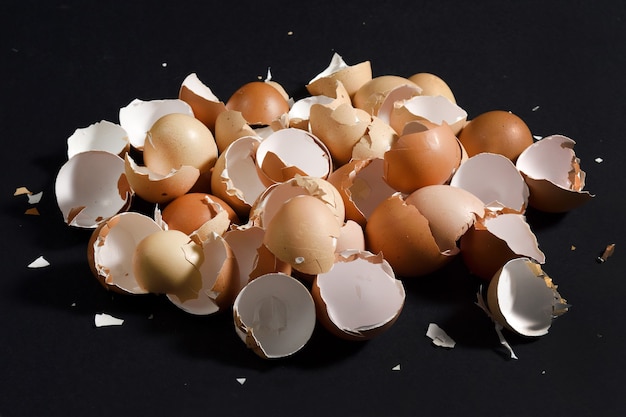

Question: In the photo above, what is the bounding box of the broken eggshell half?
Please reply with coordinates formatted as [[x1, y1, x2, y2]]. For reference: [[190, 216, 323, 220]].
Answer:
[[311, 250, 405, 341], [233, 272, 316, 359], [66, 120, 130, 159], [55, 150, 133, 228], [178, 72, 227, 133], [389, 94, 468, 136]]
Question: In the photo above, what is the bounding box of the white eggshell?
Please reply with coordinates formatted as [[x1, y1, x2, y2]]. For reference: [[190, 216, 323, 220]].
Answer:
[[55, 150, 133, 228], [67, 120, 130, 159]]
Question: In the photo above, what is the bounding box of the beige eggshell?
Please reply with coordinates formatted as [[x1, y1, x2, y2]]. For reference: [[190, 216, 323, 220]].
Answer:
[[233, 273, 317, 359], [55, 150, 133, 228], [289, 79, 352, 131], [351, 115, 398, 161], [307, 53, 372, 99], [516, 134, 594, 212], [178, 73, 227, 133], [336, 220, 366, 253], [390, 95, 467, 135], [353, 75, 421, 117], [214, 109, 257, 154], [309, 102, 371, 166], [383, 122, 462, 193], [124, 154, 199, 204], [408, 72, 456, 103], [263, 195, 341, 275], [311, 250, 405, 341], [67, 120, 130, 159]]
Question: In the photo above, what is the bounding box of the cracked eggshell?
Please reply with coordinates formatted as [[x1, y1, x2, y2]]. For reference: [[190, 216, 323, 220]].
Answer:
[[450, 152, 529, 213], [161, 192, 239, 238], [290, 79, 352, 131], [306, 53, 372, 99], [214, 109, 257, 154], [233, 272, 316, 359], [383, 122, 462, 194], [327, 158, 395, 227], [389, 95, 467, 136], [263, 195, 341, 275], [375, 84, 422, 127], [351, 116, 398, 161], [87, 212, 162, 294], [353, 75, 421, 117], [67, 120, 130, 159], [255, 128, 332, 186], [167, 232, 239, 315], [516, 134, 594, 212], [178, 73, 227, 133], [124, 154, 199, 204], [458, 110, 534, 162], [225, 81, 290, 127], [143, 113, 218, 176], [460, 212, 545, 280], [210, 135, 265, 218], [408, 72, 456, 104], [487, 258, 569, 337], [312, 250, 405, 341], [55, 150, 133, 228], [119, 98, 193, 150]]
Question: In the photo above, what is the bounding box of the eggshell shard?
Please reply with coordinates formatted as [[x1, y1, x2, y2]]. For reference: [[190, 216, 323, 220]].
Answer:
[[225, 81, 290, 126], [167, 232, 239, 315], [178, 72, 227, 132], [55, 151, 133, 228], [516, 134, 594, 212], [450, 152, 529, 213], [407, 72, 456, 104], [487, 258, 569, 337], [263, 195, 341, 275], [353, 75, 421, 117], [88, 212, 162, 294], [306, 52, 372, 99], [119, 98, 193, 150], [351, 116, 398, 161], [390, 95, 468, 136], [255, 128, 332, 186], [67, 120, 130, 159], [233, 273, 316, 359], [124, 154, 199, 204], [311, 250, 405, 341]]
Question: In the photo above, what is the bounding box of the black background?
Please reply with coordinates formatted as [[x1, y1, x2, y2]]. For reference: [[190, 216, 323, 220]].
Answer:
[[2, 1, 625, 416]]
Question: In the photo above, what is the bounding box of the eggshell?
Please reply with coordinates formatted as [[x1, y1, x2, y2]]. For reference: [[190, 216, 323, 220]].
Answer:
[[311, 250, 405, 340], [214, 109, 257, 153], [375, 84, 422, 127], [351, 116, 398, 161], [263, 195, 341, 275], [515, 134, 594, 212], [67, 120, 130, 159], [55, 150, 133, 228], [178, 72, 227, 132], [225, 81, 290, 126], [88, 212, 162, 294], [307, 53, 372, 99], [487, 258, 569, 337], [291, 79, 351, 131], [407, 72, 456, 103], [353, 75, 421, 116], [336, 220, 366, 253], [389, 95, 467, 135], [233, 273, 316, 359], [383, 122, 462, 193], [161, 192, 239, 236], [118, 98, 193, 150], [124, 154, 199, 204], [457, 110, 534, 161]]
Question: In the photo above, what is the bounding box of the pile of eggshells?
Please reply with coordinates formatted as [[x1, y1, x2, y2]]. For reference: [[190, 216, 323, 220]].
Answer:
[[55, 53, 592, 359]]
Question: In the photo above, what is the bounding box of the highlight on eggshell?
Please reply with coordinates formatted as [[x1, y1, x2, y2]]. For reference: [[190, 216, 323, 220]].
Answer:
[[66, 120, 130, 159], [178, 72, 227, 133]]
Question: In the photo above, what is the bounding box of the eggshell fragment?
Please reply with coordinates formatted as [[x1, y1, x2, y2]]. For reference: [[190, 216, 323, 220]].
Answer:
[[55, 151, 133, 228], [515, 134, 594, 212], [487, 258, 569, 337], [233, 273, 316, 359], [390, 95, 467, 135], [307, 53, 372, 99], [67, 120, 130, 159], [118, 98, 193, 150], [311, 250, 405, 340], [178, 72, 227, 132], [351, 116, 398, 161]]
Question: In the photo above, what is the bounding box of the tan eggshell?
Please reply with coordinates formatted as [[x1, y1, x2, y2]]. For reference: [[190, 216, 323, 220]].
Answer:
[[311, 250, 405, 341], [458, 110, 534, 162], [336, 220, 365, 253], [383, 122, 462, 193], [408, 72, 456, 104], [118, 98, 193, 150], [309, 102, 371, 166], [249, 175, 345, 228], [178, 73, 227, 133], [210, 136, 266, 218], [327, 158, 395, 227], [390, 95, 467, 135], [167, 232, 239, 315], [55, 150, 133, 228], [214, 109, 257, 154], [487, 258, 569, 337], [67, 120, 130, 159], [353, 75, 421, 116], [263, 195, 341, 275], [351, 116, 398, 161], [87, 212, 162, 294], [161, 192, 239, 236], [516, 134, 594, 212], [450, 152, 529, 213], [307, 53, 372, 99], [233, 272, 317, 359], [255, 128, 332, 186], [225, 81, 290, 126]]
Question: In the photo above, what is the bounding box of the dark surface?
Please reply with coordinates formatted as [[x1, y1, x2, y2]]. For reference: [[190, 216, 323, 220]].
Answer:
[[2, 1, 625, 416]]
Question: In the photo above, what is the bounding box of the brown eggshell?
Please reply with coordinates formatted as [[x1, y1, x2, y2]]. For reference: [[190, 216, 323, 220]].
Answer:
[[460, 224, 519, 281], [353, 75, 421, 116], [161, 192, 239, 235], [225, 81, 290, 126], [178, 73, 227, 133]]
